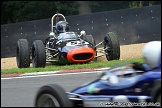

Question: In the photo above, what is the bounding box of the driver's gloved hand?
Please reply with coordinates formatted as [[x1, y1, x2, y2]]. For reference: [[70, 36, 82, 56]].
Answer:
[[132, 62, 146, 71]]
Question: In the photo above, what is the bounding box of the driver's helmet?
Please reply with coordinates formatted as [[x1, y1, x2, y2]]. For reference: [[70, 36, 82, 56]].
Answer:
[[142, 41, 161, 70], [55, 21, 69, 34]]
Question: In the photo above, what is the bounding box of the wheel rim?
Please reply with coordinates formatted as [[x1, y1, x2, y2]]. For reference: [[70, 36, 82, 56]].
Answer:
[[32, 47, 37, 67], [104, 43, 112, 60], [37, 94, 60, 107]]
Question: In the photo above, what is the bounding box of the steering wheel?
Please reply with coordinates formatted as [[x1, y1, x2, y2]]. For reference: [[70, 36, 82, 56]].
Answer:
[[120, 63, 136, 78]]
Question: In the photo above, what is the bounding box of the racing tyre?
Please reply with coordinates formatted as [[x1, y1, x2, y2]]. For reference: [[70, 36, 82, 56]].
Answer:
[[82, 35, 96, 47], [34, 84, 73, 107], [156, 93, 161, 104], [16, 39, 30, 68], [82, 35, 97, 61], [151, 84, 161, 105], [32, 40, 46, 68], [104, 32, 120, 61]]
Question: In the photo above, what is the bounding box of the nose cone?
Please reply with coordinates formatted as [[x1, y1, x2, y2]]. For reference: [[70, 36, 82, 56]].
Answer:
[[67, 47, 95, 63]]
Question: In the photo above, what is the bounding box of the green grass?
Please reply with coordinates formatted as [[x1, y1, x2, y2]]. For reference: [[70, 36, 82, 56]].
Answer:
[[1, 58, 143, 75]]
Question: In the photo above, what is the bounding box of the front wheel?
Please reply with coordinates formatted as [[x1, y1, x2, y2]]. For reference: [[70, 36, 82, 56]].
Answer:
[[32, 40, 46, 68], [82, 35, 97, 61], [104, 32, 120, 61], [34, 84, 73, 107]]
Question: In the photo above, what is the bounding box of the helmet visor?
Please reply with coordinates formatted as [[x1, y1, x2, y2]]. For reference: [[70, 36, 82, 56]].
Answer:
[[58, 25, 69, 32]]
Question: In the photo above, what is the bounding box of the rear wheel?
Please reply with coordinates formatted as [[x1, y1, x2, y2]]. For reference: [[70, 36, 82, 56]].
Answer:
[[32, 40, 46, 68], [16, 39, 30, 68], [34, 84, 73, 107], [104, 32, 120, 61]]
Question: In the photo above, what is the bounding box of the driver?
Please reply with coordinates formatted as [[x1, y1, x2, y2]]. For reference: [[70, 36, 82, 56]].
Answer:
[[108, 41, 161, 84], [47, 21, 69, 53], [55, 21, 69, 34], [129, 41, 161, 72]]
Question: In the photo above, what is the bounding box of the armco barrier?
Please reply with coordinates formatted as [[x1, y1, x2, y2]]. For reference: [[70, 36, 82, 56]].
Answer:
[[1, 5, 161, 58]]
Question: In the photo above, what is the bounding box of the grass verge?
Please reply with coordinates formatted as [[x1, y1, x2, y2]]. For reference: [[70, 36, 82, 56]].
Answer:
[[1, 58, 143, 75]]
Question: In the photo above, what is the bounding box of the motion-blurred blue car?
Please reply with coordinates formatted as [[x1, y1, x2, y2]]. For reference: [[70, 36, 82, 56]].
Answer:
[[34, 60, 161, 107]]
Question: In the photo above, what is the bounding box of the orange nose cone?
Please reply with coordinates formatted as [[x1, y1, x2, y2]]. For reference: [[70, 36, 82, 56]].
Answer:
[[67, 47, 95, 63]]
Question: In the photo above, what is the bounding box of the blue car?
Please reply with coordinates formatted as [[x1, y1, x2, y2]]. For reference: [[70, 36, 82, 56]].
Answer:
[[34, 61, 161, 107]]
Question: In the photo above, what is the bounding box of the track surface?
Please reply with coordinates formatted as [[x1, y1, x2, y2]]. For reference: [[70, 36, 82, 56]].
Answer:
[[1, 71, 99, 107], [1, 43, 146, 70]]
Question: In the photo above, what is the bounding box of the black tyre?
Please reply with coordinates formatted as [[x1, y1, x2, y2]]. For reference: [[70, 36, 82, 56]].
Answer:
[[82, 35, 96, 47], [82, 35, 97, 61], [151, 84, 161, 105], [156, 93, 161, 104], [16, 39, 30, 68], [34, 84, 73, 107], [32, 40, 46, 68], [104, 32, 120, 61]]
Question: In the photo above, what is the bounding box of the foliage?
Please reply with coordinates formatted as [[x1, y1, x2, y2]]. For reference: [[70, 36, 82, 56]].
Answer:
[[89, 1, 130, 12], [1, 1, 79, 24], [129, 1, 161, 8], [1, 1, 161, 24]]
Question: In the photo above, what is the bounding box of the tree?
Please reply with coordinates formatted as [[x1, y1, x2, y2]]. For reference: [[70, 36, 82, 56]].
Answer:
[[129, 1, 161, 8], [1, 1, 78, 24], [1, 1, 161, 24], [78, 1, 91, 15], [89, 1, 130, 12]]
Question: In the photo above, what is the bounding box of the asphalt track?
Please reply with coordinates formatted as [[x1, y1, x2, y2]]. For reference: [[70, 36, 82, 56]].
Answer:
[[1, 70, 106, 107]]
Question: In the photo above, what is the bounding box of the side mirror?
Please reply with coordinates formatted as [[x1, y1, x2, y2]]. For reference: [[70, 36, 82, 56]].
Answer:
[[80, 30, 86, 36], [49, 32, 55, 36], [49, 32, 57, 39]]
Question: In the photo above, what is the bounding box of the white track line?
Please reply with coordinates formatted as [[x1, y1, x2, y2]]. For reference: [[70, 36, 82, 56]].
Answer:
[[1, 70, 106, 80]]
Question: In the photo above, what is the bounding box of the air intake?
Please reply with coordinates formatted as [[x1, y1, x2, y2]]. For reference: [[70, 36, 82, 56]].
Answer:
[[73, 53, 93, 60]]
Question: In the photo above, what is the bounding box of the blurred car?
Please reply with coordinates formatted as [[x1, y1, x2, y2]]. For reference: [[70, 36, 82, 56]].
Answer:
[[34, 60, 161, 107], [16, 13, 120, 68]]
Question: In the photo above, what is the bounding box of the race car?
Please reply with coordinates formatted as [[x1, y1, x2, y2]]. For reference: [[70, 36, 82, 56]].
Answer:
[[34, 60, 161, 107], [16, 13, 120, 68]]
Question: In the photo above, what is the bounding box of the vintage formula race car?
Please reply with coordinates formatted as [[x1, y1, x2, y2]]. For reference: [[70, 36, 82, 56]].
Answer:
[[16, 13, 120, 68], [34, 60, 161, 107]]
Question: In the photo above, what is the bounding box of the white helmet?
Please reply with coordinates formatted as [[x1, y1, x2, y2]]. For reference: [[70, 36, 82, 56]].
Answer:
[[142, 41, 161, 70]]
